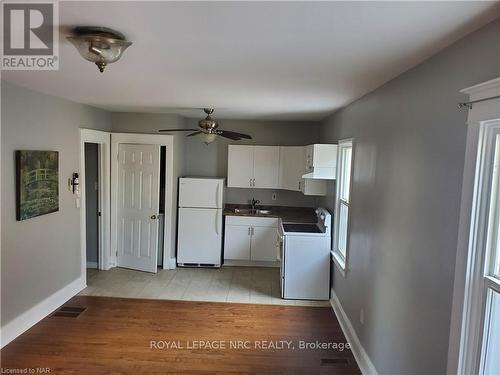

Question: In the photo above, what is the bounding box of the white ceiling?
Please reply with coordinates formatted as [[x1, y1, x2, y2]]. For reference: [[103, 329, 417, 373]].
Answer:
[[3, 1, 499, 120]]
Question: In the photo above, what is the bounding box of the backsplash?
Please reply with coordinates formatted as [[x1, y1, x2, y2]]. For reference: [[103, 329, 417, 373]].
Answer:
[[225, 188, 318, 207]]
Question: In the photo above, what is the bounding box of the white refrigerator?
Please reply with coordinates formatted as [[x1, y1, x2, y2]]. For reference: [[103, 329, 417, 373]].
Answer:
[[177, 177, 224, 267]]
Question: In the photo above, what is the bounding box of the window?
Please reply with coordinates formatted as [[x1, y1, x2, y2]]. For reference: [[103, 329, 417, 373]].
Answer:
[[333, 139, 353, 273], [478, 132, 500, 374], [459, 120, 500, 374]]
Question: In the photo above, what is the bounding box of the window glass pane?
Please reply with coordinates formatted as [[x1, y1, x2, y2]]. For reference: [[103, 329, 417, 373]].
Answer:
[[340, 145, 352, 202], [481, 289, 500, 374], [338, 202, 348, 258], [487, 135, 500, 279]]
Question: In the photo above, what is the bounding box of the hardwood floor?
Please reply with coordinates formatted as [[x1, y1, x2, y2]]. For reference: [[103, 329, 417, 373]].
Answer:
[[1, 296, 361, 374]]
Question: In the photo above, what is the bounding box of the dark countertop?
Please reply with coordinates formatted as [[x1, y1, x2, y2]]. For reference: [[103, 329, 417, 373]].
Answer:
[[224, 204, 317, 223]]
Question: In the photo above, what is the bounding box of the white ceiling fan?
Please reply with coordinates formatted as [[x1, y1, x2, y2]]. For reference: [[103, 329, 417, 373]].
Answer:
[[159, 108, 252, 144]]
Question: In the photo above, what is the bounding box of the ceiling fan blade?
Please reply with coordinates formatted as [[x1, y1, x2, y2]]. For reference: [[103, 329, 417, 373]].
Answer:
[[158, 128, 199, 132], [218, 133, 242, 141], [186, 131, 202, 137], [218, 130, 252, 140]]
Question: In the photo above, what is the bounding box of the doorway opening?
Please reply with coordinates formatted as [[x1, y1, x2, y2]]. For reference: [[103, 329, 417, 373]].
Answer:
[[84, 143, 100, 270], [158, 146, 166, 269]]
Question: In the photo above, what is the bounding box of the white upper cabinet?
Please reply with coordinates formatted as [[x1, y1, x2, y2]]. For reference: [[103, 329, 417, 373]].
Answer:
[[279, 146, 304, 191], [302, 144, 338, 179], [253, 146, 280, 188], [228, 144, 336, 196], [227, 145, 254, 188], [227, 145, 280, 189]]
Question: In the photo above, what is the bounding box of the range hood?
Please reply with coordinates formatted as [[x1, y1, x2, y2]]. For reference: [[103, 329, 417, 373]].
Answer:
[[302, 167, 336, 180]]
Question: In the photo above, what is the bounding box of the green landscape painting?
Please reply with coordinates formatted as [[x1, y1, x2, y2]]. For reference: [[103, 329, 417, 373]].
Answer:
[[16, 150, 59, 221]]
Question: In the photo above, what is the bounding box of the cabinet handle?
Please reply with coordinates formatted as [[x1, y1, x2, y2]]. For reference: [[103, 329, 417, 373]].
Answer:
[[249, 178, 252, 187], [248, 227, 251, 236], [251, 227, 254, 235], [298, 181, 301, 190], [253, 179, 256, 186]]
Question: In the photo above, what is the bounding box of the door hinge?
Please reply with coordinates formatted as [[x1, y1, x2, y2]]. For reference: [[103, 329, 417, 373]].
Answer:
[[98, 212, 102, 217]]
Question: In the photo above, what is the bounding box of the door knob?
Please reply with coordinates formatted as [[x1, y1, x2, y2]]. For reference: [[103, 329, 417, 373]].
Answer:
[[151, 215, 157, 220]]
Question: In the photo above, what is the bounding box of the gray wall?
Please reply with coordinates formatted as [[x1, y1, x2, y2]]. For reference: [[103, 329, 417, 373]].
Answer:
[[84, 143, 99, 265], [111, 114, 321, 207], [183, 118, 321, 206], [1, 81, 111, 326], [319, 19, 500, 375]]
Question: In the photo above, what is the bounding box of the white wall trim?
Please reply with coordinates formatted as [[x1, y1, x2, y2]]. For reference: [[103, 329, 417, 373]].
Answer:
[[330, 288, 378, 375], [0, 277, 85, 348], [79, 128, 112, 280], [168, 257, 177, 270]]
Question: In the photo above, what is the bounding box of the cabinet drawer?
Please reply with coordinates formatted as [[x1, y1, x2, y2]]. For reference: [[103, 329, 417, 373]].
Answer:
[[225, 216, 278, 228]]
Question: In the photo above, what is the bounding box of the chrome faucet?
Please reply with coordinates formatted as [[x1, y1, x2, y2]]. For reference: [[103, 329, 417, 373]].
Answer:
[[251, 198, 260, 210]]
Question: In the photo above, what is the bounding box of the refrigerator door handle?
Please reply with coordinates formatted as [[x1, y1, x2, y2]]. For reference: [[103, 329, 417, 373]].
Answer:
[[216, 182, 220, 208], [215, 210, 219, 235]]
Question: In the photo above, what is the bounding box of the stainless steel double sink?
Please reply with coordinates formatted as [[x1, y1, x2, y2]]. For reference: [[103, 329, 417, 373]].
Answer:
[[232, 208, 273, 216]]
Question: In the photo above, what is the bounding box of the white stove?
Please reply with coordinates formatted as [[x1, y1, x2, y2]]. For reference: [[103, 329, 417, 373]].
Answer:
[[278, 208, 331, 300]]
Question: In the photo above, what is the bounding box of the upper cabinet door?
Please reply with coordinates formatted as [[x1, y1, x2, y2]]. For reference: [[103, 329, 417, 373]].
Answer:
[[253, 146, 280, 189], [279, 146, 305, 191], [227, 145, 254, 188]]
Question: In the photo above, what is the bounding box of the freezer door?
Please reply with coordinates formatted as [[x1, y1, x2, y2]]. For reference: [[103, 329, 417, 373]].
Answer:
[[179, 178, 224, 208], [177, 207, 222, 265]]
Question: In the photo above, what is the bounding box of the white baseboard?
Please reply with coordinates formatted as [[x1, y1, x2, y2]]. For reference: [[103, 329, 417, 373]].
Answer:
[[330, 288, 379, 375], [0, 277, 86, 348], [223, 260, 280, 268], [86, 261, 98, 269], [168, 257, 177, 269]]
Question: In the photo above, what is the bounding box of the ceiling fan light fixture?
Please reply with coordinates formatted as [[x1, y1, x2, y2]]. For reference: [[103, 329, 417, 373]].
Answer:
[[199, 132, 217, 145], [67, 26, 132, 72]]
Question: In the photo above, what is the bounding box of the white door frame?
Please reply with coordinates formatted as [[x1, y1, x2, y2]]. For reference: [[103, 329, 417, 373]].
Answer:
[[447, 77, 500, 374], [79, 129, 112, 284], [111, 133, 174, 270]]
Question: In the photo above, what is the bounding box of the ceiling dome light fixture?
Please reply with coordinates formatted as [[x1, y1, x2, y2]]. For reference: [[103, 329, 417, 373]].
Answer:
[[67, 26, 132, 73]]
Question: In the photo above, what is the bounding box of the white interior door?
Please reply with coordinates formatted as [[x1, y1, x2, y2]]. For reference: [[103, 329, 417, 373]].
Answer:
[[117, 143, 160, 273]]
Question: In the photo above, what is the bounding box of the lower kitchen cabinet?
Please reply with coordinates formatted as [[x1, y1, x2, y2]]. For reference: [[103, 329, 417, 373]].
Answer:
[[250, 226, 278, 262], [224, 225, 251, 260], [224, 216, 279, 264]]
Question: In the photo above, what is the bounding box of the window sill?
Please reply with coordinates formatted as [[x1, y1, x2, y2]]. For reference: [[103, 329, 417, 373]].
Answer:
[[331, 250, 347, 278]]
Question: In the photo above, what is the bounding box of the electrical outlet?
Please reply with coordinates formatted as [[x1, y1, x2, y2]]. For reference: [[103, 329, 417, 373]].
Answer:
[[360, 309, 365, 325], [271, 192, 277, 201]]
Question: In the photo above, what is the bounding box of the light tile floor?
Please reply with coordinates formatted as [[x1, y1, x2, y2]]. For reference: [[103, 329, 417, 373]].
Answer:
[[80, 266, 329, 307]]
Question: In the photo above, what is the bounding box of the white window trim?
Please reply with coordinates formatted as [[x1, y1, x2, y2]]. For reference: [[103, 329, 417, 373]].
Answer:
[[447, 77, 500, 375], [332, 138, 354, 277]]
